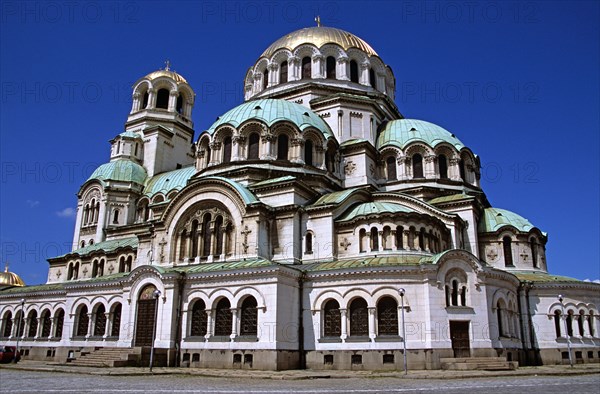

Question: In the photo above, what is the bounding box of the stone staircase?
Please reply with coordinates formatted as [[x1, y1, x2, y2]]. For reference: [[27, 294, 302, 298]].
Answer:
[[440, 357, 518, 371], [68, 347, 141, 367]]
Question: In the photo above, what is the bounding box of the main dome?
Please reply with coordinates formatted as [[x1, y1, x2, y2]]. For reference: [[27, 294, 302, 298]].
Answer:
[[261, 26, 378, 58]]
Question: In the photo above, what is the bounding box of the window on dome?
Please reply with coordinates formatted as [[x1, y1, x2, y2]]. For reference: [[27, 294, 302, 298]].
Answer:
[[301, 57, 311, 79], [530, 237, 538, 268], [459, 159, 466, 181], [280, 61, 288, 83], [176, 94, 183, 114], [438, 155, 448, 179], [262, 69, 269, 90], [370, 227, 379, 251], [326, 56, 336, 79], [503, 236, 514, 266], [386, 156, 397, 180], [277, 134, 289, 160], [223, 136, 232, 163], [156, 88, 169, 109], [248, 133, 259, 160], [142, 91, 149, 109], [350, 60, 359, 83], [369, 68, 376, 89], [304, 140, 313, 166], [412, 154, 424, 178], [395, 226, 404, 249]]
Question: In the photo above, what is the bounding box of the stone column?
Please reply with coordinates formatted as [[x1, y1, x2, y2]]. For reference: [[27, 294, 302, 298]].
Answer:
[[290, 138, 304, 164], [104, 312, 111, 338], [205, 310, 214, 340], [168, 90, 178, 112], [312, 54, 324, 79], [148, 88, 156, 109], [449, 158, 461, 181], [425, 155, 436, 179], [268, 62, 278, 87], [288, 56, 300, 81], [131, 92, 140, 112], [340, 309, 348, 341], [338, 57, 349, 80], [403, 230, 409, 250], [368, 308, 376, 341], [378, 231, 384, 251], [86, 313, 93, 339], [360, 62, 369, 85], [230, 309, 238, 340]]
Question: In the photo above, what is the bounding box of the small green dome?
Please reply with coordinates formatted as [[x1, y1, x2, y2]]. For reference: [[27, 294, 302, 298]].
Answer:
[[205, 99, 334, 139], [377, 119, 465, 151], [479, 208, 536, 233], [88, 159, 147, 185]]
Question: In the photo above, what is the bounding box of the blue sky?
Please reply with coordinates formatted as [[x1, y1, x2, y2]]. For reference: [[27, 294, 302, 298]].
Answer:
[[0, 0, 598, 285]]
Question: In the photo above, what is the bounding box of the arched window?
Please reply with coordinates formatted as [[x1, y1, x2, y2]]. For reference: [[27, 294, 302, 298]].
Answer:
[[412, 154, 424, 178], [76, 306, 89, 337], [359, 229, 367, 253], [93, 304, 106, 337], [418, 228, 425, 250], [386, 156, 397, 180], [369, 68, 376, 89], [112, 209, 120, 224], [179, 229, 187, 261], [554, 310, 562, 337], [589, 311, 595, 336], [323, 299, 341, 337], [566, 311, 574, 337], [125, 256, 132, 272], [377, 297, 398, 336], [41, 310, 52, 338], [83, 204, 90, 225], [190, 220, 199, 259], [190, 300, 207, 337], [15, 311, 25, 337], [497, 301, 504, 337], [530, 238, 538, 268], [214, 216, 224, 256], [142, 91, 149, 109], [117, 140, 121, 154], [395, 226, 404, 249], [262, 69, 269, 90], [111, 304, 121, 337], [461, 286, 467, 306], [277, 134, 289, 160], [223, 136, 232, 163], [438, 154, 448, 179], [350, 60, 359, 83], [326, 56, 336, 79], [248, 132, 259, 160], [304, 140, 313, 166], [382, 226, 392, 250], [202, 214, 212, 257], [214, 298, 232, 337], [301, 57, 311, 79], [55, 309, 65, 339], [2, 311, 12, 338], [451, 280, 459, 306], [349, 298, 368, 336], [279, 61, 288, 83], [503, 236, 514, 266], [305, 232, 313, 254], [156, 88, 169, 109], [80, 241, 85, 248], [68, 263, 74, 280], [240, 297, 258, 336], [578, 311, 585, 337], [176, 94, 183, 114], [370, 227, 379, 251], [459, 159, 466, 181]]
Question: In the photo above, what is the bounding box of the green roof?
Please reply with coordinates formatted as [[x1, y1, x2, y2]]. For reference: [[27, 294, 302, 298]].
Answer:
[[118, 130, 142, 139], [251, 176, 296, 187], [144, 166, 196, 198], [512, 271, 583, 283], [377, 119, 465, 151], [198, 176, 259, 205], [53, 237, 138, 259], [312, 188, 362, 206], [0, 283, 65, 294], [428, 194, 473, 205], [88, 159, 147, 185], [304, 255, 428, 272], [340, 138, 368, 147], [205, 99, 334, 139], [479, 208, 536, 233], [338, 201, 414, 222]]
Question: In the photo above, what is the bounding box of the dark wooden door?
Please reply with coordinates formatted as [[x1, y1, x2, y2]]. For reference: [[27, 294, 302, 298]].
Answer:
[[450, 321, 470, 358], [135, 299, 156, 346]]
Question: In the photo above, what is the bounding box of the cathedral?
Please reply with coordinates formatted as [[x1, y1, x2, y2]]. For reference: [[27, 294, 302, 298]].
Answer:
[[1, 24, 598, 371]]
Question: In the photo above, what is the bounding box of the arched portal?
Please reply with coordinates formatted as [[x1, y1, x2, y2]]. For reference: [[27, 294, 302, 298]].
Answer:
[[135, 284, 158, 346]]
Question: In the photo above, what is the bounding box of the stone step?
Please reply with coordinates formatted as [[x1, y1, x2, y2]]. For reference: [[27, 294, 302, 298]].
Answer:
[[440, 357, 507, 363]]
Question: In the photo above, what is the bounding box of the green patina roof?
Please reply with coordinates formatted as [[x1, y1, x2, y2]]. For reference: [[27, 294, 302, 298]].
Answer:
[[0, 283, 65, 294], [340, 138, 368, 147], [429, 193, 473, 205], [377, 119, 465, 151], [251, 175, 296, 188], [144, 166, 196, 198], [199, 176, 259, 204], [338, 201, 414, 222], [53, 237, 138, 259], [205, 99, 334, 139], [312, 188, 362, 206], [118, 130, 142, 139], [305, 255, 429, 272], [479, 208, 536, 233], [88, 159, 147, 185], [512, 271, 583, 283]]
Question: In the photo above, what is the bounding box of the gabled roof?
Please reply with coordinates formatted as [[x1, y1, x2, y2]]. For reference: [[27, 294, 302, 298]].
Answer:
[[51, 237, 138, 260]]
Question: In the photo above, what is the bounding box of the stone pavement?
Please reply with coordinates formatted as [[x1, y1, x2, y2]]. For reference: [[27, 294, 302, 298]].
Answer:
[[1, 360, 599, 380]]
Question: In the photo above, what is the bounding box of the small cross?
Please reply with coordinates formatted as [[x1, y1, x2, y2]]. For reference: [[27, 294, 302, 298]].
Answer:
[[520, 250, 529, 261], [56, 270, 62, 278], [107, 265, 114, 274], [241, 225, 252, 253], [82, 267, 88, 275], [315, 15, 321, 27], [340, 238, 351, 251], [164, 60, 171, 71], [159, 238, 168, 263]]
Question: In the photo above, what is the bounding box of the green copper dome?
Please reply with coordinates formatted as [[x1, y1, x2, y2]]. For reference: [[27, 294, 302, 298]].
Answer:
[[479, 208, 536, 233], [377, 119, 465, 151], [338, 201, 414, 222], [144, 166, 196, 198], [88, 159, 147, 185], [205, 99, 334, 139]]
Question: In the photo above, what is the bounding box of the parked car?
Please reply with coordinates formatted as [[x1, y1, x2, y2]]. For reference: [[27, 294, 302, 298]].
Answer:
[[0, 346, 21, 363]]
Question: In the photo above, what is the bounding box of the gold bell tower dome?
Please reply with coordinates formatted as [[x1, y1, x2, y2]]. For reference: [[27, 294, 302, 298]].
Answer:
[[0, 263, 25, 288]]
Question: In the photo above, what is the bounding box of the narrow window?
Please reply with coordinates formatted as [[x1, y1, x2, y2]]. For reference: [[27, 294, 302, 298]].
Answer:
[[305, 232, 313, 254], [179, 229, 187, 260], [326, 56, 336, 79], [323, 300, 341, 337], [93, 304, 106, 336], [359, 229, 367, 252], [76, 306, 89, 337], [438, 154, 448, 179], [262, 69, 269, 90], [301, 57, 311, 79], [112, 209, 119, 224], [248, 132, 259, 160], [142, 91, 149, 109], [369, 68, 376, 89], [190, 220, 199, 259], [370, 227, 379, 251], [497, 302, 504, 337], [16, 311, 25, 337], [190, 300, 207, 337], [395, 226, 403, 249], [377, 297, 398, 336], [279, 61, 288, 83], [277, 134, 289, 160], [503, 236, 514, 266], [156, 88, 169, 109], [214, 298, 232, 337], [55, 309, 64, 338], [451, 280, 459, 306], [459, 159, 466, 181], [350, 60, 359, 83], [240, 297, 258, 336], [304, 140, 313, 166], [223, 136, 232, 163], [349, 298, 368, 336], [386, 156, 397, 180], [111, 304, 121, 337], [460, 286, 467, 306], [530, 238, 538, 268], [578, 311, 585, 336], [412, 154, 423, 178], [202, 214, 212, 257], [214, 216, 224, 256], [2, 311, 12, 338], [176, 94, 183, 114], [566, 311, 573, 337], [589, 312, 595, 336]]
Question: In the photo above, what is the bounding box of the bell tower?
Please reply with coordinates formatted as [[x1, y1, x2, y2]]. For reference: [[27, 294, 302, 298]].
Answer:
[[125, 62, 196, 177]]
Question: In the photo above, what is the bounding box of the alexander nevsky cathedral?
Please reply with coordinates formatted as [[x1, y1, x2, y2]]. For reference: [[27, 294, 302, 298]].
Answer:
[[1, 24, 598, 371]]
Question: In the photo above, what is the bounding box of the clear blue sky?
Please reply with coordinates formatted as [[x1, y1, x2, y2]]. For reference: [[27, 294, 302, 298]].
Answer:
[[1, 1, 598, 285]]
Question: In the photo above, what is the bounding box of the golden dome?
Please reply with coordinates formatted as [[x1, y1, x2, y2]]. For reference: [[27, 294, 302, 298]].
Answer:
[[144, 62, 187, 84], [261, 26, 378, 58], [0, 265, 25, 287]]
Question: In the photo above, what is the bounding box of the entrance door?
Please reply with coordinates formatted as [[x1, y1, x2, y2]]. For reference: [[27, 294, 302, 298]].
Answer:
[[450, 321, 470, 358], [134, 285, 158, 347]]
